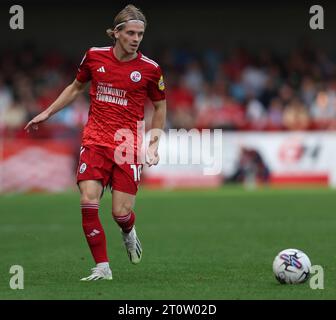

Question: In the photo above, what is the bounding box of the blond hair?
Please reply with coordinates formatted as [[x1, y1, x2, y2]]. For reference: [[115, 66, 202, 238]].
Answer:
[[106, 5, 147, 44]]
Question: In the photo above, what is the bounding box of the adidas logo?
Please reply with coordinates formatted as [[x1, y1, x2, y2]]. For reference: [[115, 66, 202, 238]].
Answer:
[[87, 229, 101, 238], [97, 66, 105, 73]]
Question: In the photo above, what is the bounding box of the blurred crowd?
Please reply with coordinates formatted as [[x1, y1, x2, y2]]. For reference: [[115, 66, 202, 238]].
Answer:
[[160, 43, 336, 131], [1, 42, 336, 140]]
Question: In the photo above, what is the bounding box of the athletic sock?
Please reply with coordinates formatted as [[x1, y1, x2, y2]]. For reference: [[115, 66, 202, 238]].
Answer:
[[96, 262, 110, 269], [113, 211, 135, 233], [81, 203, 108, 264]]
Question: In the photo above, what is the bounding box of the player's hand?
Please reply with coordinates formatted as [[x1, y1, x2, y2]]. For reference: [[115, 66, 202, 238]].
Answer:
[[146, 144, 160, 167], [24, 112, 50, 132]]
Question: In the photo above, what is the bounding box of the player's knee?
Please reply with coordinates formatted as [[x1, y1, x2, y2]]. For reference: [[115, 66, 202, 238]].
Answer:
[[80, 193, 100, 204], [78, 180, 103, 203], [112, 202, 133, 217]]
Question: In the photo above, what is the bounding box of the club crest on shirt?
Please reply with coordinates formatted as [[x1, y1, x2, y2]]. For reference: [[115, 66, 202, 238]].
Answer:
[[130, 71, 142, 82], [158, 75, 165, 91], [79, 163, 87, 174]]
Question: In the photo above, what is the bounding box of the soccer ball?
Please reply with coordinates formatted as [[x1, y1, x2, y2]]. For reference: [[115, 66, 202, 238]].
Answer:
[[272, 248, 311, 284]]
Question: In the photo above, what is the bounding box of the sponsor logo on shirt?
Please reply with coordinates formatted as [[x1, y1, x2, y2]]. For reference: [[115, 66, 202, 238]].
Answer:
[[96, 83, 128, 106]]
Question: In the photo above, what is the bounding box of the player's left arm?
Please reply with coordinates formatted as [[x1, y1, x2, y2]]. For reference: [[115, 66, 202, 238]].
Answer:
[[146, 99, 167, 167]]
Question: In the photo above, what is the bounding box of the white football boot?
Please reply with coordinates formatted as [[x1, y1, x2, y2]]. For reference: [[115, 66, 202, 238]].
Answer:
[[80, 265, 112, 281], [121, 227, 142, 264]]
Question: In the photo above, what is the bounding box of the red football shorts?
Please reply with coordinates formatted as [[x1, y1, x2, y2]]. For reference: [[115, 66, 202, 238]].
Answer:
[[76, 144, 143, 195]]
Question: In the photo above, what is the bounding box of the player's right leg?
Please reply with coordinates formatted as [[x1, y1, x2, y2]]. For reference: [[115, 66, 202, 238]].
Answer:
[[78, 180, 112, 281], [76, 145, 113, 281]]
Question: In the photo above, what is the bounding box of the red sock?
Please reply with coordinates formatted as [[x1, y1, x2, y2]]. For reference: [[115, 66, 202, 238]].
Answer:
[[81, 203, 108, 264], [113, 211, 135, 233]]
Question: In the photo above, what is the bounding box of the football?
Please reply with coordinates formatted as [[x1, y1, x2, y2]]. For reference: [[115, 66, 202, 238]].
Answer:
[[272, 248, 311, 284]]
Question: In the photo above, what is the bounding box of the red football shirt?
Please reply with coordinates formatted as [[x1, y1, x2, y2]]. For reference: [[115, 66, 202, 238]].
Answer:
[[76, 46, 165, 153]]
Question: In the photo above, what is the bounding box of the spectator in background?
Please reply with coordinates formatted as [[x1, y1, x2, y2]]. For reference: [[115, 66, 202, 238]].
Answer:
[[166, 75, 195, 129], [229, 74, 246, 104], [310, 90, 336, 129], [0, 76, 13, 114], [245, 91, 267, 130], [278, 83, 295, 106], [315, 48, 336, 79], [213, 94, 245, 130], [195, 80, 245, 130], [203, 45, 222, 83], [258, 73, 279, 109], [241, 62, 268, 98], [300, 76, 317, 107], [11, 72, 36, 117], [195, 82, 225, 128], [222, 47, 250, 82], [49, 93, 89, 139], [266, 97, 284, 130], [283, 97, 311, 130], [183, 59, 204, 94], [2, 95, 27, 137]]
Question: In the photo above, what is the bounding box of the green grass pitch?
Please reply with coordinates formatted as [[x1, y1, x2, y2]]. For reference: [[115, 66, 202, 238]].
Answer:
[[0, 187, 335, 300]]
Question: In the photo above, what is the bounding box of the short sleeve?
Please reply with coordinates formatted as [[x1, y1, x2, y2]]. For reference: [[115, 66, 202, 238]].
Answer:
[[76, 50, 91, 83], [147, 66, 166, 102]]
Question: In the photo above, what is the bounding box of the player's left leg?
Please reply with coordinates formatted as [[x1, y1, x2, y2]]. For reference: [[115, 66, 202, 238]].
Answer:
[[79, 180, 112, 281], [76, 145, 114, 281], [111, 161, 143, 264], [112, 190, 142, 264]]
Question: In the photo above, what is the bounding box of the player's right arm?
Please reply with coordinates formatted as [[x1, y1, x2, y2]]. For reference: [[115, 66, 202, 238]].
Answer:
[[25, 49, 92, 132], [24, 79, 87, 132]]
